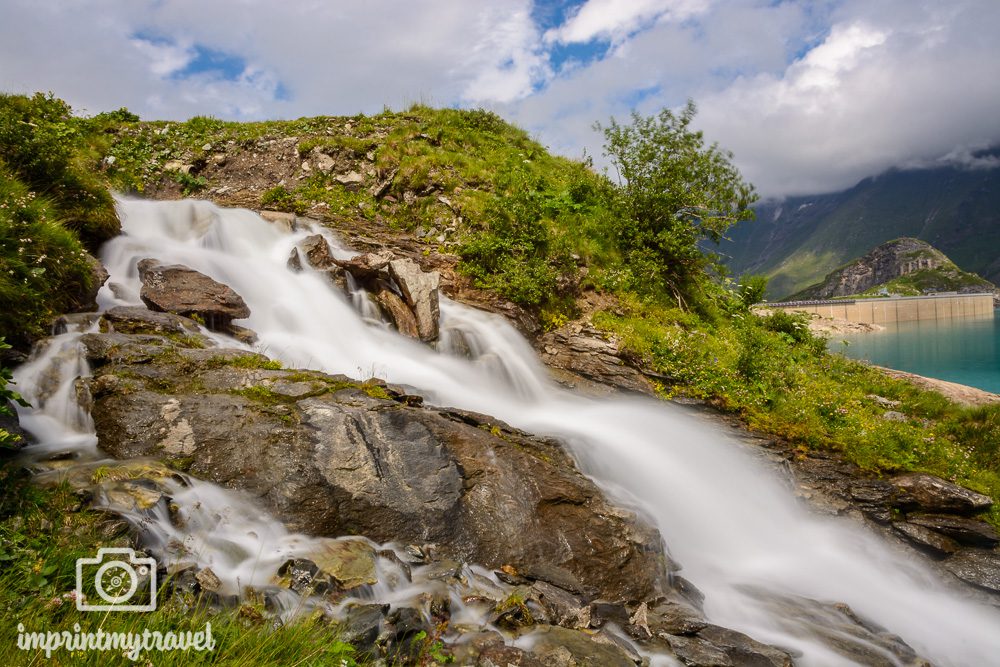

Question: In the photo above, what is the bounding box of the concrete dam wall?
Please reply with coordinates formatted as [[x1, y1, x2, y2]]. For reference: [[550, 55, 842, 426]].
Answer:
[[767, 293, 995, 325]]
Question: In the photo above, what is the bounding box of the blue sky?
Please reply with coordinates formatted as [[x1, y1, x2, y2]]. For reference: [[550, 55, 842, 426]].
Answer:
[[2, 0, 999, 197]]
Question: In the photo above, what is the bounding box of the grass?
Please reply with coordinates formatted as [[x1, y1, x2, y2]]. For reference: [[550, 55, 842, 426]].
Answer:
[[593, 294, 1000, 526], [0, 464, 362, 665]]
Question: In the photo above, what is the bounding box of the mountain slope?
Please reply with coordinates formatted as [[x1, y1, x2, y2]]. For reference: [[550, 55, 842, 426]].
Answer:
[[721, 158, 1000, 299], [789, 237, 997, 300]]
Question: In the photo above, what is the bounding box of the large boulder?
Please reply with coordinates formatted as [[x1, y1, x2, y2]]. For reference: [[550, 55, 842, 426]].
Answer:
[[890, 473, 993, 515], [83, 323, 670, 604], [388, 258, 440, 342], [136, 259, 250, 331]]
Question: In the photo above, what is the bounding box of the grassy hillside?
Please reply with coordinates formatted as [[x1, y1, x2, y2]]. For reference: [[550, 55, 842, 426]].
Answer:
[[3, 92, 1000, 527], [722, 162, 1000, 298]]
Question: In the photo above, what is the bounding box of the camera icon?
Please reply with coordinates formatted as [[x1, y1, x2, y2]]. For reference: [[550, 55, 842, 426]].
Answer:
[[75, 548, 157, 612]]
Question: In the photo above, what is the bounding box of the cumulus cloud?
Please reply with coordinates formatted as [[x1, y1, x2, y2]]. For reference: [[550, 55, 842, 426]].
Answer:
[[1, 0, 999, 196], [544, 0, 710, 45], [695, 0, 1000, 195]]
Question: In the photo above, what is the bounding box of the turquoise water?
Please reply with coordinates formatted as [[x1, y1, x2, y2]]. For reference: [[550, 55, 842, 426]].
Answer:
[[833, 311, 1000, 393]]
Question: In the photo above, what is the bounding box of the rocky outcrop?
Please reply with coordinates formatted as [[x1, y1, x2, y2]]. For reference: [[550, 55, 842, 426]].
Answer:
[[82, 309, 669, 605], [290, 234, 441, 342], [537, 323, 655, 396], [136, 259, 250, 331], [792, 238, 996, 299], [387, 258, 440, 342]]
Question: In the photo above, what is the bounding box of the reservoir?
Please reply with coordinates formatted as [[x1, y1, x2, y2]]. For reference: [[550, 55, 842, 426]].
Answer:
[[834, 310, 1000, 393]]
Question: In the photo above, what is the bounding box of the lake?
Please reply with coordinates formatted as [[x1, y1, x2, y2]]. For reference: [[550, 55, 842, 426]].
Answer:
[[834, 310, 1000, 393]]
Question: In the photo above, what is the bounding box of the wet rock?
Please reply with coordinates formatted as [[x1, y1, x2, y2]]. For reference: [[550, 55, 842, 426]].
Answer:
[[299, 234, 336, 270], [258, 210, 296, 233], [88, 332, 671, 604], [589, 601, 630, 629], [194, 567, 223, 593], [136, 259, 250, 331], [374, 288, 419, 338], [101, 306, 201, 337], [530, 580, 586, 628], [287, 247, 303, 272], [943, 550, 1000, 593], [308, 538, 378, 589], [890, 473, 993, 515], [906, 514, 1000, 548], [695, 625, 794, 667], [388, 258, 440, 342], [646, 600, 708, 637], [893, 521, 960, 556], [337, 603, 387, 654], [519, 625, 635, 667]]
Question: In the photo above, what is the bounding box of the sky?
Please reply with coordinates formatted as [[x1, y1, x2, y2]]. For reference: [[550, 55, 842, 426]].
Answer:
[[2, 0, 999, 198]]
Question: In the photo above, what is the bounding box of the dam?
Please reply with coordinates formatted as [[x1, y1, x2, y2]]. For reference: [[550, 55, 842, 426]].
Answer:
[[766, 292, 995, 324]]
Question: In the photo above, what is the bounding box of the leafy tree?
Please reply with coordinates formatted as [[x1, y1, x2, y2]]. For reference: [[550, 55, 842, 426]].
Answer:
[[597, 100, 757, 306]]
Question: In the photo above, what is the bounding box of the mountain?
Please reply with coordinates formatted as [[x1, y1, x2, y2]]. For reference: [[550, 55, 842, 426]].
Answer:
[[788, 237, 998, 300], [720, 156, 1000, 299]]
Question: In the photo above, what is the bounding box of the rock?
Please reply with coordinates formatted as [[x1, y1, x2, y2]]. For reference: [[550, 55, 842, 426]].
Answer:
[[530, 580, 587, 628], [136, 259, 250, 331], [287, 248, 303, 272], [313, 153, 336, 173], [299, 234, 336, 270], [943, 550, 1000, 593], [374, 288, 419, 338], [87, 332, 671, 604], [333, 252, 393, 282], [536, 324, 654, 396], [388, 258, 440, 342], [258, 210, 296, 232], [519, 625, 635, 667], [67, 253, 109, 313], [695, 625, 794, 667], [101, 306, 201, 337], [336, 603, 387, 654], [906, 514, 1000, 547], [890, 473, 993, 515], [881, 410, 907, 422], [194, 567, 223, 593], [335, 171, 364, 189], [893, 521, 960, 556], [867, 394, 901, 409], [308, 538, 378, 589]]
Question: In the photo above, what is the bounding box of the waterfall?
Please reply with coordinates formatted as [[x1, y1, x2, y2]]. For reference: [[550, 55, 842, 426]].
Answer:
[[11, 196, 1000, 665]]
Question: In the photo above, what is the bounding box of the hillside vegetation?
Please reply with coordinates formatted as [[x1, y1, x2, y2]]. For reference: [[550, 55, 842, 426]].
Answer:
[[2, 92, 1000, 530], [723, 161, 1000, 299]]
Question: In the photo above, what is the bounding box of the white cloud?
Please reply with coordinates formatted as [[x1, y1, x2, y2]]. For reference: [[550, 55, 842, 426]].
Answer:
[[1, 0, 999, 197], [695, 0, 1000, 195], [545, 0, 710, 45]]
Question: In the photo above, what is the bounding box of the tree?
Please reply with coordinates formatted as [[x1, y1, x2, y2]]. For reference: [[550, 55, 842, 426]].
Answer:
[[597, 100, 757, 305]]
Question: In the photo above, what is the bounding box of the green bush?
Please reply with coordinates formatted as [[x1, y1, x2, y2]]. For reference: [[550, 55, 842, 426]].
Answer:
[[0, 167, 94, 345], [597, 101, 757, 305], [0, 93, 119, 248]]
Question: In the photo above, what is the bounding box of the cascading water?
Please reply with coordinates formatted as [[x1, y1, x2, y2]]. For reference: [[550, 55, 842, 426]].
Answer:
[[10, 196, 1000, 665]]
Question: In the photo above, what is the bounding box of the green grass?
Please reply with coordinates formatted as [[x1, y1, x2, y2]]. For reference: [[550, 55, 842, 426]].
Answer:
[[0, 465, 362, 666], [593, 294, 1000, 527]]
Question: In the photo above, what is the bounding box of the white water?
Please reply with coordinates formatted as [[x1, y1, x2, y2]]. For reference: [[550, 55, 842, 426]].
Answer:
[[11, 197, 1000, 664]]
